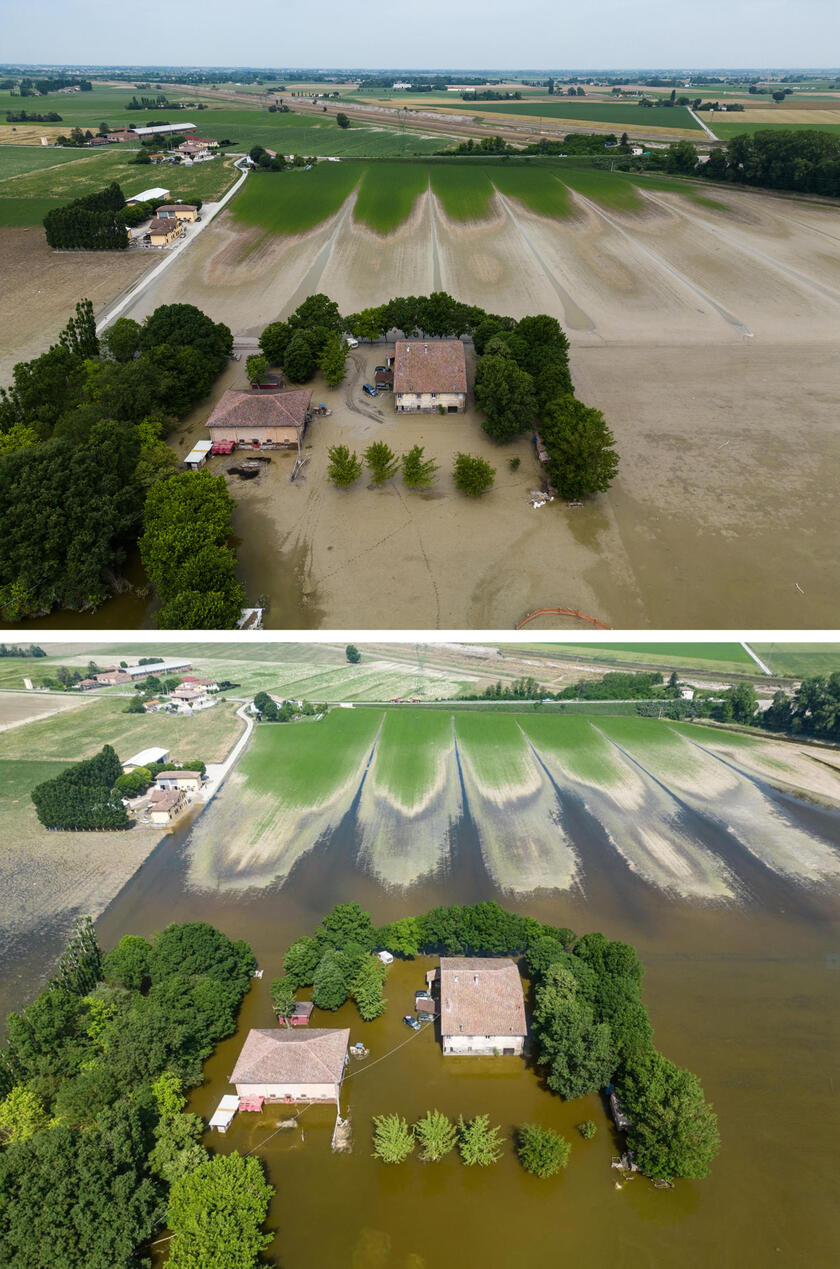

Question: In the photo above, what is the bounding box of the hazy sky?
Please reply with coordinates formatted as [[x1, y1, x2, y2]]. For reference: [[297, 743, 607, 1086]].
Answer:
[[4, 0, 839, 69]]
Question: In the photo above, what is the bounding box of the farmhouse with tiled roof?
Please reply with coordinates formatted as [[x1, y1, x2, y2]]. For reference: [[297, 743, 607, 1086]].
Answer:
[[206, 388, 312, 448], [438, 957, 527, 1056], [230, 1028, 350, 1105], [393, 339, 467, 414]]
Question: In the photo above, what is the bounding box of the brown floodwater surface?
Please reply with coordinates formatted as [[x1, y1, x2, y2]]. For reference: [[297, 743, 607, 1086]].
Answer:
[[77, 803, 840, 1269]]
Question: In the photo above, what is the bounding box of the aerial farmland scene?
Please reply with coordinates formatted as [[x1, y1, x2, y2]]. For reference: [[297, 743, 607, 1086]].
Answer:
[[0, 637, 838, 1267], [1, 42, 840, 629]]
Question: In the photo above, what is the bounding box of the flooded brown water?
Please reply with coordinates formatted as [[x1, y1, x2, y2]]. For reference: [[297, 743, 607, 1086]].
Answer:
[[72, 795, 840, 1269]]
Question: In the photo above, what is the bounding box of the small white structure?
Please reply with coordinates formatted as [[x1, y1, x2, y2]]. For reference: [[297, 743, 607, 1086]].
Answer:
[[680, 686, 695, 700], [209, 1094, 239, 1132], [184, 440, 212, 470], [377, 950, 394, 965], [123, 746, 170, 772], [126, 186, 170, 204], [129, 123, 196, 138], [439, 957, 527, 1057]]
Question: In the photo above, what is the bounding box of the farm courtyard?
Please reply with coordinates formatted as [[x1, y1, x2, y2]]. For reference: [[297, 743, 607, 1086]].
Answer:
[[108, 164, 840, 631]]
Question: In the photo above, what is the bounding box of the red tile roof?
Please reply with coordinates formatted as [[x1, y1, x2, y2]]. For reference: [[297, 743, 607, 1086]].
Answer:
[[231, 1028, 349, 1085], [439, 957, 527, 1038], [393, 339, 467, 396], [206, 388, 312, 433]]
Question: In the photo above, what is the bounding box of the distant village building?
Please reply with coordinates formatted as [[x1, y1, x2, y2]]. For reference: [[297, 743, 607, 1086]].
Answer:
[[393, 339, 467, 414], [146, 216, 185, 247], [437, 957, 527, 1056], [230, 1028, 350, 1106], [155, 770, 203, 793], [169, 684, 213, 709], [206, 388, 312, 449], [123, 746, 170, 772], [95, 670, 132, 686], [149, 787, 188, 825], [157, 203, 199, 222]]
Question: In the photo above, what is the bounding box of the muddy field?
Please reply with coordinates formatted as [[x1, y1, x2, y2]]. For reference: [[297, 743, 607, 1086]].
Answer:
[[24, 177, 840, 629], [0, 227, 153, 381]]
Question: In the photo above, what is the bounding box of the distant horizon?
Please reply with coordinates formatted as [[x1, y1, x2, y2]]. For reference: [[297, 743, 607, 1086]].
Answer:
[[4, 0, 839, 70], [2, 63, 840, 75]]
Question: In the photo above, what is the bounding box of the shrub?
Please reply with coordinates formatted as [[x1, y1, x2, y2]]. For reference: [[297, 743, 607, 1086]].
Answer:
[[372, 1113, 415, 1163], [577, 1119, 597, 1139], [326, 444, 362, 488], [453, 452, 495, 498], [401, 444, 439, 490], [457, 1114, 503, 1166], [414, 1109, 457, 1161], [517, 1124, 571, 1177]]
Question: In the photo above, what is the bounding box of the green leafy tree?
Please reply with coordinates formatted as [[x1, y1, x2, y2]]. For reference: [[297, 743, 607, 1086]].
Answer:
[[532, 963, 615, 1099], [282, 331, 317, 382], [516, 1123, 571, 1177], [327, 444, 362, 488], [577, 1120, 597, 1139], [364, 441, 399, 484], [372, 1113, 415, 1163], [401, 444, 439, 489], [270, 976, 297, 1023], [114, 768, 150, 797], [345, 644, 361, 664], [245, 353, 269, 383], [378, 916, 422, 957], [283, 936, 322, 987], [336, 112, 350, 129], [311, 949, 350, 1010], [319, 333, 348, 387], [259, 320, 292, 364], [453, 452, 495, 497], [166, 1152, 274, 1269], [474, 354, 536, 442], [102, 934, 152, 991], [316, 901, 376, 949], [351, 958, 387, 1021], [413, 1109, 457, 1161], [148, 1110, 205, 1184], [540, 394, 619, 500], [0, 1086, 50, 1143], [102, 317, 142, 363], [457, 1114, 504, 1166], [619, 1050, 720, 1180], [665, 139, 698, 174]]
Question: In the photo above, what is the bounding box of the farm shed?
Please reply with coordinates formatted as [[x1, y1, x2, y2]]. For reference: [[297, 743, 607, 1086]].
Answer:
[[123, 746, 170, 772], [393, 339, 467, 414], [128, 123, 196, 138], [288, 1001, 314, 1026], [184, 439, 212, 470], [439, 957, 527, 1056], [209, 1094, 239, 1132], [126, 186, 170, 204], [230, 1028, 350, 1106], [206, 387, 312, 449]]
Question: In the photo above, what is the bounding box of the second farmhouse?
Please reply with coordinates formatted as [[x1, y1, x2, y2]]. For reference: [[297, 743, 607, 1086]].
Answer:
[[393, 339, 467, 414]]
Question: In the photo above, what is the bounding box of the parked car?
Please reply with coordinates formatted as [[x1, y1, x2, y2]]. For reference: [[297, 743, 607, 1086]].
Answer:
[[374, 365, 389, 374], [343, 335, 359, 348], [362, 383, 378, 397], [402, 1015, 422, 1031]]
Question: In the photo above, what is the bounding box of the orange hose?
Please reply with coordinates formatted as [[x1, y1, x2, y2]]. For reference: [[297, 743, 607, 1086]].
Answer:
[[515, 607, 611, 630]]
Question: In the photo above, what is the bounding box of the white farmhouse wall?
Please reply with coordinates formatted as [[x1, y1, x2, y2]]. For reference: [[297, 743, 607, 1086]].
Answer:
[[395, 391, 465, 414], [442, 1034, 525, 1056], [234, 1080, 339, 1103]]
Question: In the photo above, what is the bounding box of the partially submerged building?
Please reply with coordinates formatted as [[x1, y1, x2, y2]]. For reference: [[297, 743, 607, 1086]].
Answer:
[[393, 339, 467, 414], [438, 957, 527, 1056], [206, 388, 312, 450], [230, 1028, 350, 1106], [148, 787, 188, 825]]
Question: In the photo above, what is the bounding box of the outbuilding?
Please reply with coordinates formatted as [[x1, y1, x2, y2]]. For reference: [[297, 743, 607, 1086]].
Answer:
[[157, 203, 199, 222], [126, 186, 170, 204], [155, 770, 203, 793], [393, 339, 467, 414], [439, 957, 527, 1056], [206, 387, 312, 450], [230, 1028, 350, 1106], [184, 439, 212, 470], [123, 746, 170, 772]]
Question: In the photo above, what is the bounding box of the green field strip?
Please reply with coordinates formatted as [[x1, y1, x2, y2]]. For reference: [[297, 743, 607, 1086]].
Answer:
[[353, 161, 429, 232], [555, 167, 647, 212], [711, 119, 840, 139], [516, 642, 755, 673], [239, 707, 382, 805], [231, 160, 364, 234], [751, 645, 840, 677], [517, 713, 626, 786], [625, 173, 729, 211], [441, 100, 702, 131], [429, 163, 496, 220], [0, 758, 74, 802], [0, 196, 60, 226], [489, 166, 575, 217], [0, 697, 244, 764], [369, 708, 453, 806], [0, 145, 106, 182], [453, 710, 536, 786]]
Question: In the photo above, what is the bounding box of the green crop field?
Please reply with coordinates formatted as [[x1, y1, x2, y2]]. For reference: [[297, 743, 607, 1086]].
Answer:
[[751, 644, 840, 678], [239, 708, 381, 804], [444, 100, 703, 131], [429, 163, 496, 220], [711, 119, 840, 139], [0, 145, 240, 226], [231, 161, 363, 234], [354, 161, 428, 232], [556, 167, 647, 211], [370, 709, 453, 806], [0, 697, 245, 764], [489, 166, 574, 217], [518, 713, 625, 786], [453, 710, 535, 787], [519, 642, 755, 674], [0, 145, 103, 179]]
